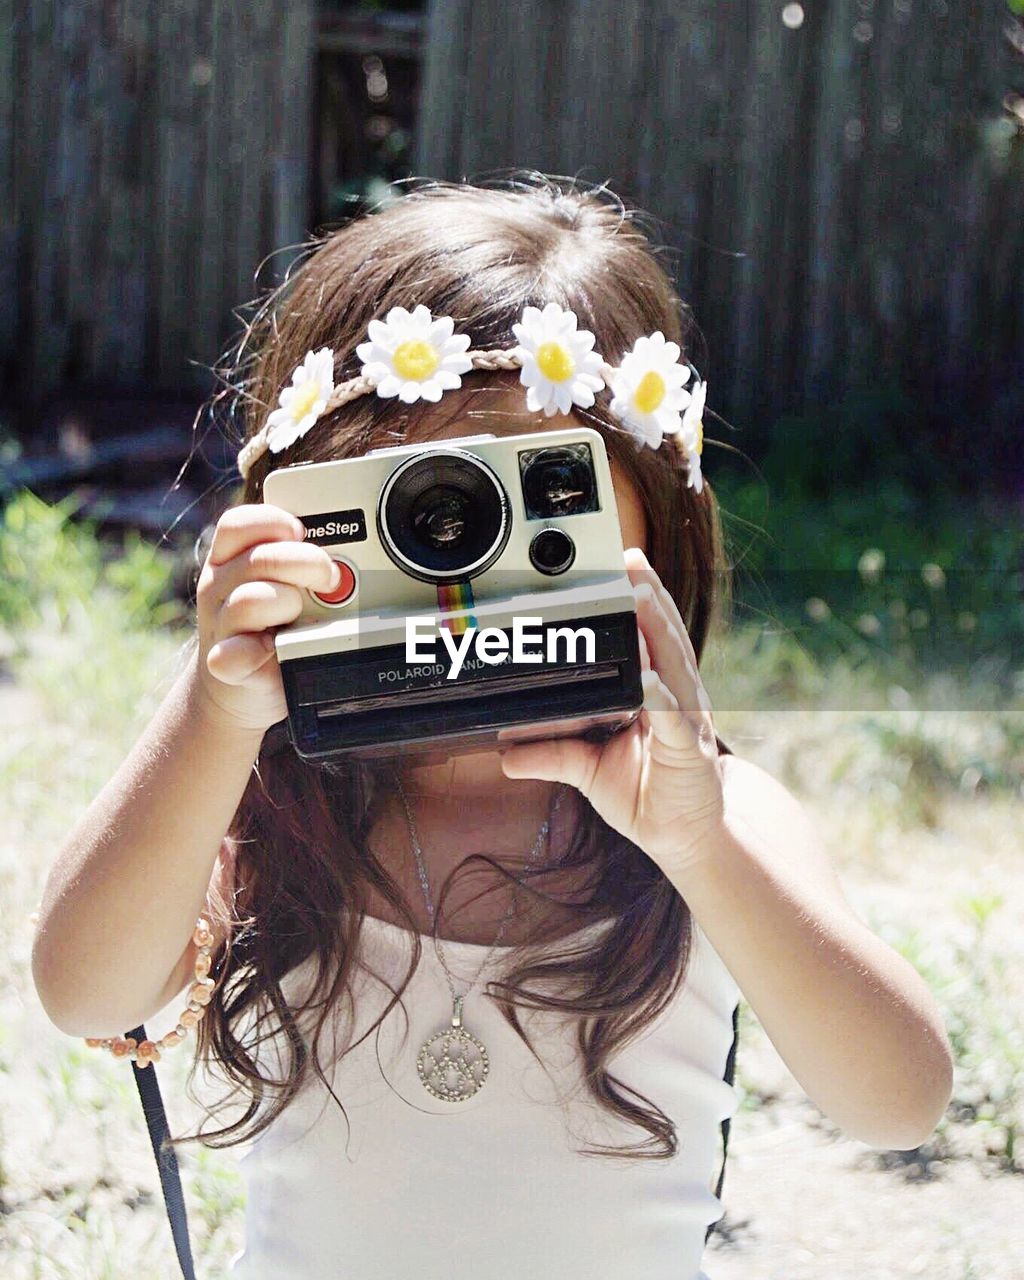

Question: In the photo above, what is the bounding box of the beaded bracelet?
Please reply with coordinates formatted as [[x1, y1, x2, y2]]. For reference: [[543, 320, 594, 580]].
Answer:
[[82, 917, 218, 1069]]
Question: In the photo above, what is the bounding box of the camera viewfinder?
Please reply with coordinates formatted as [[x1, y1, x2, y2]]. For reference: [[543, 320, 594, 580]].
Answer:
[[519, 443, 599, 520]]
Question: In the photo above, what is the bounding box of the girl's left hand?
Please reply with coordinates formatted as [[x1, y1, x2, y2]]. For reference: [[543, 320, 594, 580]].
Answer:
[[500, 547, 726, 876]]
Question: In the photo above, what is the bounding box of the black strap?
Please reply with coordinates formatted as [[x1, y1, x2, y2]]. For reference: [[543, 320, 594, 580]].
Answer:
[[125, 1023, 197, 1280], [126, 1001, 740, 1272], [703, 737, 739, 1242], [704, 1000, 740, 1244]]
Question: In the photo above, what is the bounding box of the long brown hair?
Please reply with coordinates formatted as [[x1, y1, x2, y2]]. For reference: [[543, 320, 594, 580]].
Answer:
[[177, 173, 734, 1162]]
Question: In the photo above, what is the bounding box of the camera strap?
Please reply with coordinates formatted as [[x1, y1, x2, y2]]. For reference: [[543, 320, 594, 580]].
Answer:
[[123, 1003, 738, 1274], [125, 1022, 197, 1280], [705, 999, 740, 1244]]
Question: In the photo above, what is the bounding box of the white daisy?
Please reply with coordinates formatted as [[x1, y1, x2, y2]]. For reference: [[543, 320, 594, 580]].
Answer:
[[608, 332, 693, 449], [355, 304, 473, 404], [510, 302, 606, 417], [265, 347, 336, 453], [679, 378, 707, 493]]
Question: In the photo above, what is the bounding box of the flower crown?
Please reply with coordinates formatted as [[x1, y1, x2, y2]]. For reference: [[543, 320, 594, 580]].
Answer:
[[236, 302, 708, 491]]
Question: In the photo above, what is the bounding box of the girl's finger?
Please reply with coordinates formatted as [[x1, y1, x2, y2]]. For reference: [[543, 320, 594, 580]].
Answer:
[[638, 625, 651, 672], [217, 580, 305, 639], [623, 547, 701, 673], [633, 583, 706, 726], [625, 547, 715, 722], [207, 504, 306, 567], [640, 669, 700, 756], [500, 735, 603, 796], [206, 540, 341, 609], [206, 633, 277, 685]]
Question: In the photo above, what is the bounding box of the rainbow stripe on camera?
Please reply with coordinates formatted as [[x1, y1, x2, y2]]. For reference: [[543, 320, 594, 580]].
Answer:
[[437, 581, 477, 634]]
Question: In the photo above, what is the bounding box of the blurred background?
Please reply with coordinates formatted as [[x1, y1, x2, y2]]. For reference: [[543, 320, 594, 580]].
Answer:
[[1, 2, 1022, 1277]]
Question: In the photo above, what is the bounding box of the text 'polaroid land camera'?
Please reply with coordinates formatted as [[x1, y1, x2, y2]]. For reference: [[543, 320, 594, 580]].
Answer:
[[262, 426, 644, 760]]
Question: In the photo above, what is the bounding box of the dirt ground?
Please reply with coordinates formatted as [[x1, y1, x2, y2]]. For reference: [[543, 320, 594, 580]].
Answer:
[[705, 1009, 1024, 1280]]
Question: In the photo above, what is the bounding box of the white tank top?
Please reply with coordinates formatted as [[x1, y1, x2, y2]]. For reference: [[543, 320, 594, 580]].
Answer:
[[227, 910, 740, 1280]]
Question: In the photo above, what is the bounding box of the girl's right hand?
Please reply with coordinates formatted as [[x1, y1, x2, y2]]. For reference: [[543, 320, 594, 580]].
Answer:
[[193, 503, 342, 733]]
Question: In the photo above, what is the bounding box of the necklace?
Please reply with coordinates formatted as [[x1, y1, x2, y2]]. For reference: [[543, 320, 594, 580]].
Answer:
[[392, 772, 567, 1103]]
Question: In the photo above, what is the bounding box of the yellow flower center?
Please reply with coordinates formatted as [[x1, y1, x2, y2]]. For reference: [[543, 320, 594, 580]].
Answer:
[[536, 341, 576, 383], [632, 370, 666, 414], [695, 419, 703, 455], [290, 380, 322, 422], [392, 339, 440, 381]]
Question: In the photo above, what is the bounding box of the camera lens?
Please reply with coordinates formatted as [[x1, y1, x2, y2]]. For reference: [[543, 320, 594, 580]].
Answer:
[[411, 488, 470, 550], [519, 444, 599, 519], [529, 528, 576, 576], [379, 449, 510, 581]]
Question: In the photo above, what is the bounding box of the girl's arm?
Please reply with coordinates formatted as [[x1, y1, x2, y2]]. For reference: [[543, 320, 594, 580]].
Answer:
[[668, 755, 953, 1150], [155, 828, 241, 1014], [31, 650, 264, 1036], [31, 504, 339, 1037], [502, 547, 954, 1151]]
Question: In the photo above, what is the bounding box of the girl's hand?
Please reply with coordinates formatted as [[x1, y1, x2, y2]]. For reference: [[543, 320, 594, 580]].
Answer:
[[193, 503, 341, 733], [500, 547, 726, 876]]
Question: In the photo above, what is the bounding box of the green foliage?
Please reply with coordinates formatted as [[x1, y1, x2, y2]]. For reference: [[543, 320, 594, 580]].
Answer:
[[879, 896, 1023, 1171], [752, 380, 945, 501], [0, 490, 190, 732], [713, 379, 1022, 686], [856, 715, 1023, 798], [189, 1145, 247, 1244], [0, 490, 184, 633], [715, 472, 1024, 693]]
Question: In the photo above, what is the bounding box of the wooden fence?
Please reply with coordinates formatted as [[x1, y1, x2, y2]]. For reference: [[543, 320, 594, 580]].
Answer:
[[416, 0, 1024, 463], [1, 0, 315, 406], [3, 0, 1023, 475]]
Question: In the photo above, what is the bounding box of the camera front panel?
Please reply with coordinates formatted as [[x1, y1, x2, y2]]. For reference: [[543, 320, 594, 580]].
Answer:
[[262, 426, 630, 646]]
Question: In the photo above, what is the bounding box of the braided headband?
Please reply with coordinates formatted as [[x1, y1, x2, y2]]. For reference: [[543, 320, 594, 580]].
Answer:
[[237, 301, 707, 491]]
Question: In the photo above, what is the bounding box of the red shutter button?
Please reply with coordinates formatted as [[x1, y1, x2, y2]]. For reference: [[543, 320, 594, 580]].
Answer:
[[313, 559, 357, 606]]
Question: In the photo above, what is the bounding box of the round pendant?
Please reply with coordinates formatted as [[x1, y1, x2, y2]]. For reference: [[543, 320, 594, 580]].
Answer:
[[417, 1025, 490, 1102]]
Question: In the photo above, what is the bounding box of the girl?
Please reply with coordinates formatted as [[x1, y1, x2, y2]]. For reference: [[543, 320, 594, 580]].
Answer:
[[32, 175, 953, 1279]]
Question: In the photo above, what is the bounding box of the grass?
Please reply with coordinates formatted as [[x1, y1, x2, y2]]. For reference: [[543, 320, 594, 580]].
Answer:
[[714, 466, 1024, 703], [731, 883, 1024, 1172], [1, 488, 1022, 1276], [879, 892, 1024, 1170]]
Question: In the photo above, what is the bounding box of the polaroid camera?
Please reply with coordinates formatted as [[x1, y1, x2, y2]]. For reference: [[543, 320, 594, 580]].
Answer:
[[262, 426, 644, 760]]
